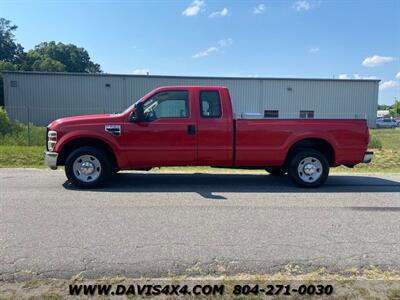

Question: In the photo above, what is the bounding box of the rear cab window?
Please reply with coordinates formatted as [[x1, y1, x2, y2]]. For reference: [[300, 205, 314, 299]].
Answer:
[[200, 90, 222, 118]]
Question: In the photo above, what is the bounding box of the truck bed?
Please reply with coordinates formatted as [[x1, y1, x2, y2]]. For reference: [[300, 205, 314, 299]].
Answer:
[[234, 119, 369, 167]]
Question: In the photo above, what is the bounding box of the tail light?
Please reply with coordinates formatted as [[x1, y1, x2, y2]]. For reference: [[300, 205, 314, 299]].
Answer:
[[48, 131, 57, 151]]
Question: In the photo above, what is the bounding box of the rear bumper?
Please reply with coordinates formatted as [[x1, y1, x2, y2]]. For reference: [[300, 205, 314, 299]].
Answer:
[[363, 151, 373, 163], [44, 151, 58, 170]]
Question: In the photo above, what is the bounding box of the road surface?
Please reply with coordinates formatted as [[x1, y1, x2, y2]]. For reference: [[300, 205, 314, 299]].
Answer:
[[1, 169, 400, 280]]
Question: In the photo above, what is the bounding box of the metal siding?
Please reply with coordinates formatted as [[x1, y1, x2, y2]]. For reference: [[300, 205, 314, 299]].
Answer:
[[2, 72, 378, 127]]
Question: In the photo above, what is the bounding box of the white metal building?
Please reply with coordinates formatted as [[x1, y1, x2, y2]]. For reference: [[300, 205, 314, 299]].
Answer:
[[2, 71, 379, 127]]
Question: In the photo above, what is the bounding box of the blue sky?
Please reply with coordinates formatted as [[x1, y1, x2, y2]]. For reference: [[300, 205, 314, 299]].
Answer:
[[1, 0, 399, 104]]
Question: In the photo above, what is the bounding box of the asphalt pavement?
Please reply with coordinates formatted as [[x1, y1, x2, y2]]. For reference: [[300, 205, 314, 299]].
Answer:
[[1, 168, 400, 280]]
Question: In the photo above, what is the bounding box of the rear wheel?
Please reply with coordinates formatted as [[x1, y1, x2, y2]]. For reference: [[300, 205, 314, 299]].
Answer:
[[288, 149, 329, 188], [265, 166, 286, 176], [65, 146, 111, 188]]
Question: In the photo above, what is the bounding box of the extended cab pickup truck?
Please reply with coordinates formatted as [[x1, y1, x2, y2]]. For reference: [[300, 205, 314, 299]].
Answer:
[[45, 86, 373, 188]]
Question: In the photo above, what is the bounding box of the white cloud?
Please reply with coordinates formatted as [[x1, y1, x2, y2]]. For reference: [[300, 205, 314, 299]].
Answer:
[[209, 7, 229, 17], [379, 80, 399, 91], [309, 47, 319, 53], [338, 74, 349, 79], [192, 47, 219, 58], [293, 0, 311, 11], [353, 74, 378, 80], [253, 4, 266, 14], [396, 71, 400, 80], [217, 38, 233, 47], [338, 74, 378, 80], [193, 38, 233, 58], [362, 55, 396, 67], [182, 0, 205, 16], [133, 69, 149, 75]]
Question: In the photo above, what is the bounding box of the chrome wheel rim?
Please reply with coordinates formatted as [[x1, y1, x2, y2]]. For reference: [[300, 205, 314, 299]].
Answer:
[[297, 157, 322, 183], [72, 155, 101, 182]]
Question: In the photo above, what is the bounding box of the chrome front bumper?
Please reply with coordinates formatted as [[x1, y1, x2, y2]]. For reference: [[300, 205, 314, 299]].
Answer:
[[44, 151, 58, 170], [363, 151, 373, 163]]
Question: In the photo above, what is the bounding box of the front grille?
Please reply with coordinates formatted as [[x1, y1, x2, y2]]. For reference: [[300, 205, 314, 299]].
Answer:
[[46, 127, 49, 151]]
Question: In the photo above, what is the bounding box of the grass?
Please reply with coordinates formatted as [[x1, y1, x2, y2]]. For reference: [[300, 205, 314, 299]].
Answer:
[[0, 145, 45, 168], [1, 267, 400, 299], [334, 149, 400, 173], [0, 117, 399, 173], [0, 124, 46, 146], [370, 128, 400, 149]]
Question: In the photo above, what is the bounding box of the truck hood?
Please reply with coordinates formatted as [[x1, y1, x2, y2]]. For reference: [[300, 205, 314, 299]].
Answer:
[[49, 113, 123, 128]]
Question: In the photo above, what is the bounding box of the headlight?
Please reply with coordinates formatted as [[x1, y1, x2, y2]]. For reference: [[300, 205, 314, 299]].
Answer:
[[48, 130, 57, 151]]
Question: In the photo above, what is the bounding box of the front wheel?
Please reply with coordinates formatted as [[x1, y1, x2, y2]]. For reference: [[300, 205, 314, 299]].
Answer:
[[65, 146, 111, 188], [288, 150, 329, 188]]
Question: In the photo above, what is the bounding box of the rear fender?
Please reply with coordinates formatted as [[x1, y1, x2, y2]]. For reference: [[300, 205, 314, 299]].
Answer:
[[283, 132, 337, 164]]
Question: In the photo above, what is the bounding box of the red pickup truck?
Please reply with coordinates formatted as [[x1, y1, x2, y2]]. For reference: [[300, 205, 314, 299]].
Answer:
[[45, 86, 373, 188]]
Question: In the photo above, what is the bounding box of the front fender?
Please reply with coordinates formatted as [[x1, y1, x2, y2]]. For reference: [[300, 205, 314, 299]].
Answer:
[[54, 130, 128, 168]]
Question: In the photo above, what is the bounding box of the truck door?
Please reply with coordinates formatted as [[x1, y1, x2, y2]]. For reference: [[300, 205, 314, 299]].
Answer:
[[196, 89, 233, 166], [123, 89, 197, 167]]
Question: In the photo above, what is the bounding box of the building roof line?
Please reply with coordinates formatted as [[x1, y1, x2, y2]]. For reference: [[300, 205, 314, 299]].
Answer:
[[1, 71, 381, 82]]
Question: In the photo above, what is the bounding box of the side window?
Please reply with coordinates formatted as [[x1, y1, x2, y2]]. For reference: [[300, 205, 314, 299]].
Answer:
[[143, 90, 189, 120], [300, 110, 314, 119], [264, 110, 279, 118], [200, 90, 222, 118]]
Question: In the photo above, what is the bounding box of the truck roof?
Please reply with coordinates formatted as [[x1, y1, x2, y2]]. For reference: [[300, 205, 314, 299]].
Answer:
[[151, 86, 228, 90]]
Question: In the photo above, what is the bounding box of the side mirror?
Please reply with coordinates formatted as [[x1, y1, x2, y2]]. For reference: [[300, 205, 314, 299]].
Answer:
[[129, 102, 145, 122]]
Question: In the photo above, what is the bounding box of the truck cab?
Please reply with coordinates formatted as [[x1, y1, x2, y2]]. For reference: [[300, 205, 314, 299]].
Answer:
[[121, 86, 234, 167]]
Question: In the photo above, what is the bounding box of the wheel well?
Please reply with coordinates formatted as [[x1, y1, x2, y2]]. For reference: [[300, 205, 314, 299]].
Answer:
[[57, 138, 118, 169], [285, 138, 335, 166]]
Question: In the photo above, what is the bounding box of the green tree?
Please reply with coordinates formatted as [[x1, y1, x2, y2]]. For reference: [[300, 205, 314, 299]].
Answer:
[[31, 57, 65, 72], [390, 100, 400, 117], [0, 18, 24, 63], [378, 104, 391, 110], [27, 42, 101, 73], [0, 18, 103, 106]]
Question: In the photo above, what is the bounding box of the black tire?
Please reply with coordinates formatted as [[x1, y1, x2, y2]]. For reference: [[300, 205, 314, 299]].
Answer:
[[65, 146, 111, 188], [265, 166, 287, 176], [288, 149, 329, 188]]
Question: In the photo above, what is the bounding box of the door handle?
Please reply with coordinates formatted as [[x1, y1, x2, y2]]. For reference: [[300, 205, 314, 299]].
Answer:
[[187, 124, 196, 135]]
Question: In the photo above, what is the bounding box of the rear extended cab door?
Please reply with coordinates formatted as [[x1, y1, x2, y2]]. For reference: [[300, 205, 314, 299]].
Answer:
[[195, 87, 234, 166]]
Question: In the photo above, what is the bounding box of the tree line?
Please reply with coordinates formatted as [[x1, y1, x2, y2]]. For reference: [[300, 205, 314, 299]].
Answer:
[[0, 17, 102, 106], [378, 102, 400, 117]]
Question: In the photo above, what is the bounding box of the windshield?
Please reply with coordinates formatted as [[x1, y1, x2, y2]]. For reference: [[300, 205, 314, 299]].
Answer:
[[123, 97, 143, 114], [123, 89, 160, 114]]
